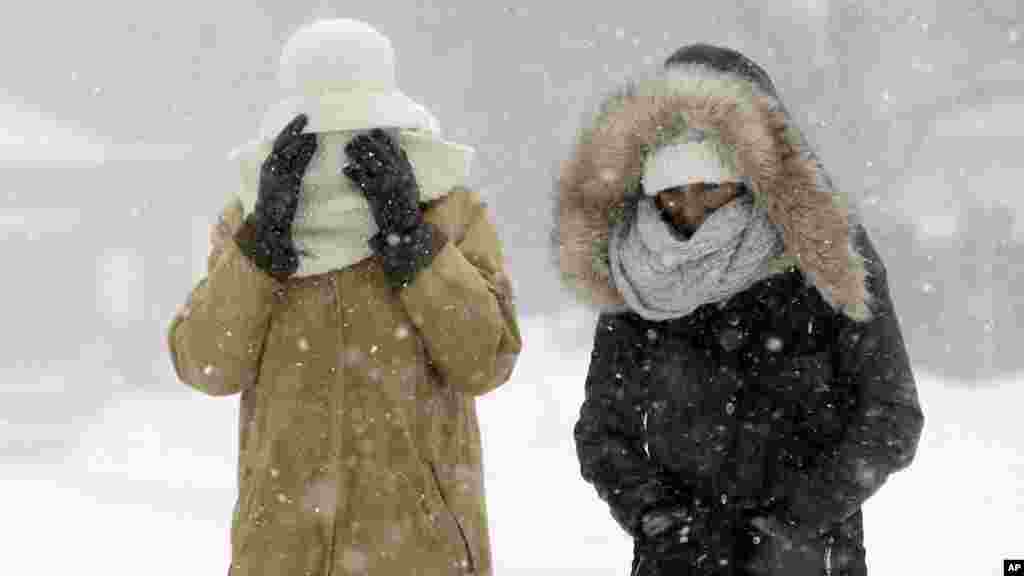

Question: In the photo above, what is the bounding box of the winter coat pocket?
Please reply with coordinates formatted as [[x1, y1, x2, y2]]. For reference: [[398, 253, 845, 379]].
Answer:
[[420, 460, 476, 574], [230, 468, 263, 557], [821, 511, 868, 576]]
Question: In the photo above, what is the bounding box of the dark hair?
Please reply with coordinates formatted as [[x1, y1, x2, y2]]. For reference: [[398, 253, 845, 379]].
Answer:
[[664, 43, 776, 95]]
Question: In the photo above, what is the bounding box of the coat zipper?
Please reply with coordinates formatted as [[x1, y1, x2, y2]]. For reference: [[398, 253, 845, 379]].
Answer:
[[824, 535, 834, 576], [326, 274, 345, 576]]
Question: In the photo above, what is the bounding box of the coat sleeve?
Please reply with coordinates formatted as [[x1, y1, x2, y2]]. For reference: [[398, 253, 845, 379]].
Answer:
[[398, 189, 522, 397], [574, 312, 692, 538], [775, 226, 925, 535], [166, 198, 280, 397]]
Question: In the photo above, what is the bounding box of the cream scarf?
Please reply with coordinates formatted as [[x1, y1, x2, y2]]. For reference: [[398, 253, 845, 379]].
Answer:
[[231, 130, 474, 277], [609, 195, 783, 321]]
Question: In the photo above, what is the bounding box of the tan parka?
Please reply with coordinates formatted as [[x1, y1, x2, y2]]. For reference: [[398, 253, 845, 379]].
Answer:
[[168, 188, 521, 576]]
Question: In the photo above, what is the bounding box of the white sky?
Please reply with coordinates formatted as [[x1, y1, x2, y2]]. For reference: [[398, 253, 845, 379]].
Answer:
[[0, 98, 106, 165]]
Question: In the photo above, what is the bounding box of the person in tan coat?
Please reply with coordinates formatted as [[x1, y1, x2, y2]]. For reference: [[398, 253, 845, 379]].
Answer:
[[168, 19, 521, 576]]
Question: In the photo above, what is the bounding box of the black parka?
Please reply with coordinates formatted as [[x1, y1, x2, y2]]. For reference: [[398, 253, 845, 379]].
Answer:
[[557, 45, 924, 575], [575, 228, 922, 575]]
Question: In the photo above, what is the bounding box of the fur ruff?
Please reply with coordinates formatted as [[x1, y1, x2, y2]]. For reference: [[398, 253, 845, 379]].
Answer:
[[555, 63, 872, 321]]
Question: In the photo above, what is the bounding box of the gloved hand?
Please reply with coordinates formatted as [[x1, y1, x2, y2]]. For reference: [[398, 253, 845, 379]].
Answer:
[[641, 507, 693, 542], [343, 128, 447, 288], [234, 114, 317, 281], [639, 505, 710, 555], [343, 128, 422, 235], [637, 504, 731, 573]]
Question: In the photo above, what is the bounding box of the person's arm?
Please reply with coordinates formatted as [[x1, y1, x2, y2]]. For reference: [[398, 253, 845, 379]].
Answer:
[[771, 226, 925, 535], [575, 313, 706, 541], [344, 130, 521, 396], [167, 198, 280, 396], [168, 114, 316, 397], [398, 189, 522, 396]]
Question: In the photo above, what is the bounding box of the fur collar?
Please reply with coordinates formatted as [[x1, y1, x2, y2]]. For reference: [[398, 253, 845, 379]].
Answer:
[[555, 63, 872, 321]]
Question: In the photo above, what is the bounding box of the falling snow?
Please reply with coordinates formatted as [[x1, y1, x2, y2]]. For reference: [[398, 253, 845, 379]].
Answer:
[[5, 4, 1023, 576], [341, 548, 369, 573]]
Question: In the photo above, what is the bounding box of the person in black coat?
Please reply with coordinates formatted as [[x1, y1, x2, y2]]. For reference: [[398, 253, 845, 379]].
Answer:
[[555, 44, 924, 575]]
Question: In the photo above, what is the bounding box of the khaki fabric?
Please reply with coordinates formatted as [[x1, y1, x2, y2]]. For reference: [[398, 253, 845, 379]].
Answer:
[[168, 188, 521, 576]]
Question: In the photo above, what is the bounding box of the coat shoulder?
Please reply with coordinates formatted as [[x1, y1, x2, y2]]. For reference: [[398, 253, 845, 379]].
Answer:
[[423, 187, 489, 244]]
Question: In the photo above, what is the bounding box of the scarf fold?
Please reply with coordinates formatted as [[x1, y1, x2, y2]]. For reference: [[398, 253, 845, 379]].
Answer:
[[609, 195, 783, 321], [232, 129, 473, 277]]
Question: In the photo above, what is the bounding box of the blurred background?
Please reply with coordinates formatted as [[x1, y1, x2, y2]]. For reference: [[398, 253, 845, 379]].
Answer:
[[2, 1, 1021, 574]]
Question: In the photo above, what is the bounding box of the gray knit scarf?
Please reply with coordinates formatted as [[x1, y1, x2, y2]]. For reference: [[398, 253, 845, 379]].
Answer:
[[609, 195, 783, 321]]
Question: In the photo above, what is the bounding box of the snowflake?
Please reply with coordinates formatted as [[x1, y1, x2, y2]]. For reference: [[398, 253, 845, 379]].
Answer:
[[341, 548, 368, 573]]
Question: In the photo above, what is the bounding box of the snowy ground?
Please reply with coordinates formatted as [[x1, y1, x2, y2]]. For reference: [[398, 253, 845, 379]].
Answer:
[[3, 310, 1022, 575]]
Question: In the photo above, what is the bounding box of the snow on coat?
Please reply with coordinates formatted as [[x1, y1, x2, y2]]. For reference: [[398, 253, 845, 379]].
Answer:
[[558, 45, 924, 576], [169, 189, 521, 576]]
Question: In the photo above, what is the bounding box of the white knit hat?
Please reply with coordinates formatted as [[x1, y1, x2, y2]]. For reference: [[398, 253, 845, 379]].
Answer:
[[258, 19, 441, 140], [642, 140, 742, 196], [230, 18, 475, 211]]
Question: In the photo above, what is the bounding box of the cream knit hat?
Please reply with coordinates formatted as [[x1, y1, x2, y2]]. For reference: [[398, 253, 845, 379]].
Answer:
[[230, 18, 474, 213], [260, 18, 440, 139], [642, 139, 742, 196], [226, 19, 475, 277]]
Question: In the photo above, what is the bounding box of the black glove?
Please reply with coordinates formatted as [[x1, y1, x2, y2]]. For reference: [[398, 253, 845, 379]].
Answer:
[[639, 504, 715, 555], [235, 114, 317, 281], [343, 129, 446, 288], [638, 504, 732, 573], [641, 507, 693, 543]]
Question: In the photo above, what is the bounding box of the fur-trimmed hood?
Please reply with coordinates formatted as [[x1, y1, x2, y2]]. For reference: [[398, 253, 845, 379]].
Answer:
[[555, 46, 872, 321]]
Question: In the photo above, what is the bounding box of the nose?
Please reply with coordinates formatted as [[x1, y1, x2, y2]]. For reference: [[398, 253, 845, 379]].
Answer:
[[656, 182, 743, 236], [657, 184, 709, 233]]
